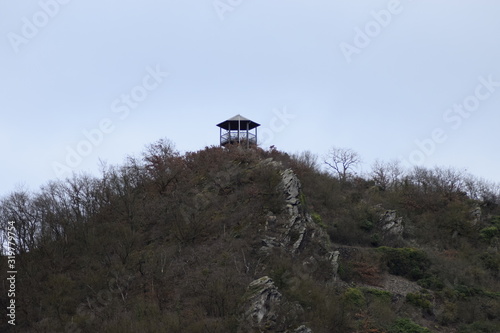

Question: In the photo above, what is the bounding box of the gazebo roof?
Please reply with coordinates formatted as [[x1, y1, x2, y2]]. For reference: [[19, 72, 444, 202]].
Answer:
[[216, 114, 260, 130]]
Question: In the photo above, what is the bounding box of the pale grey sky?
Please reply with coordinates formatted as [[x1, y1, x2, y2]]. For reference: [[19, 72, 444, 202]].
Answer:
[[1, 0, 499, 196]]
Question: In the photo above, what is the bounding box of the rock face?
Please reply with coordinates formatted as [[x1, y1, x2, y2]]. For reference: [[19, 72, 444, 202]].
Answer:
[[240, 276, 283, 332], [275, 168, 339, 279], [282, 169, 338, 259], [379, 210, 404, 237], [241, 165, 343, 333], [469, 206, 482, 226], [282, 169, 302, 207], [239, 276, 313, 333], [281, 169, 309, 254]]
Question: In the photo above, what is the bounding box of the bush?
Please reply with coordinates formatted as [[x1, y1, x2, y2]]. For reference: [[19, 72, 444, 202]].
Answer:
[[491, 216, 500, 228], [362, 288, 392, 301], [406, 292, 433, 311], [418, 275, 445, 291], [438, 301, 458, 325], [480, 253, 500, 274], [378, 247, 431, 281], [389, 318, 431, 333], [342, 288, 366, 308], [480, 226, 499, 241], [360, 219, 375, 231]]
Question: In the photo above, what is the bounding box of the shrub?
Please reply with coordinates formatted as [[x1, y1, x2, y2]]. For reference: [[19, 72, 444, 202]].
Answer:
[[362, 288, 395, 329], [362, 288, 392, 301], [388, 318, 431, 333], [480, 253, 500, 274], [342, 287, 366, 308], [370, 233, 381, 246], [479, 226, 499, 241], [418, 275, 445, 291], [378, 247, 431, 280], [491, 216, 500, 228], [338, 261, 354, 282], [360, 219, 375, 231], [406, 292, 433, 311], [438, 301, 459, 325]]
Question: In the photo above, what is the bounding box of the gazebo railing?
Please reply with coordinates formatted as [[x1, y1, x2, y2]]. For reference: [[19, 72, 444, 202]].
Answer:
[[221, 132, 257, 146]]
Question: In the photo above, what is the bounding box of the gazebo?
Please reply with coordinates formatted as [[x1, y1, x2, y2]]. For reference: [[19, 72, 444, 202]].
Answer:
[[216, 115, 260, 148]]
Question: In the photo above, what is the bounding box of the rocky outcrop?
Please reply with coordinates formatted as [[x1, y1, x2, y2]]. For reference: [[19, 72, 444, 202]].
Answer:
[[260, 168, 339, 280], [282, 169, 302, 207], [281, 169, 310, 254], [281, 170, 319, 250], [379, 210, 404, 237], [240, 276, 283, 332], [328, 251, 340, 277], [239, 276, 312, 333], [469, 205, 481, 226], [241, 165, 346, 333]]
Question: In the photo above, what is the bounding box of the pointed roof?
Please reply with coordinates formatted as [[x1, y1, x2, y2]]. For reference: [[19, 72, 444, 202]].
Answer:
[[216, 114, 260, 130]]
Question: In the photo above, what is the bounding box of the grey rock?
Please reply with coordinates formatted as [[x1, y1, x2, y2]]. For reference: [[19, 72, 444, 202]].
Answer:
[[259, 236, 281, 255], [302, 256, 318, 273], [380, 210, 404, 236], [329, 251, 340, 279], [294, 325, 313, 333], [239, 276, 314, 333], [469, 206, 481, 226], [282, 169, 302, 206], [240, 276, 282, 332], [278, 169, 339, 278], [261, 158, 283, 169]]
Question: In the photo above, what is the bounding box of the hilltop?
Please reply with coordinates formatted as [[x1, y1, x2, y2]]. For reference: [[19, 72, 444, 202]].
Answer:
[[1, 140, 499, 332]]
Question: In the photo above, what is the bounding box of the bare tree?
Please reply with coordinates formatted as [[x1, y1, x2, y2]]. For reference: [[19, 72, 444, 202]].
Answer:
[[142, 138, 181, 195], [371, 159, 404, 190], [324, 147, 361, 181], [0, 189, 40, 253], [292, 150, 319, 171]]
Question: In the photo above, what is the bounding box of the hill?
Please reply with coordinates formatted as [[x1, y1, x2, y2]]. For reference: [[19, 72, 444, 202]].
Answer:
[[1, 140, 499, 332]]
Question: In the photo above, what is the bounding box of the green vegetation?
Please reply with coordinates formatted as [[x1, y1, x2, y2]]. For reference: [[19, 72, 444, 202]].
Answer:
[[311, 212, 326, 228], [417, 275, 445, 291], [480, 226, 499, 241], [361, 287, 392, 300], [378, 247, 431, 281], [389, 318, 431, 333], [342, 287, 366, 307], [1, 141, 499, 332], [406, 292, 433, 311]]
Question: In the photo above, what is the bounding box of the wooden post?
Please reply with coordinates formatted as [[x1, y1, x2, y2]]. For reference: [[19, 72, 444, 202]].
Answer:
[[246, 121, 250, 148], [238, 117, 241, 144]]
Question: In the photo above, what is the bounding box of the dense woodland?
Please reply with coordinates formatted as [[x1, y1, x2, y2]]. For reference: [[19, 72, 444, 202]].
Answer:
[[1, 140, 499, 332]]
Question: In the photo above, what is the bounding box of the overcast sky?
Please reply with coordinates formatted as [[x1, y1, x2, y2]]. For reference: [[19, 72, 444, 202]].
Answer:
[[1, 0, 499, 197]]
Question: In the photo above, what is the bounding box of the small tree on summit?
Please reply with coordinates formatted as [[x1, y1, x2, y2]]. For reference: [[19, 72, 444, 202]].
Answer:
[[324, 147, 361, 181]]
